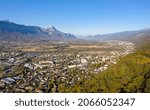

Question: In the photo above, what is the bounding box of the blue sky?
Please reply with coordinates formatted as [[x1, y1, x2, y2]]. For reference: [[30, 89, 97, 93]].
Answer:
[[0, 0, 150, 35]]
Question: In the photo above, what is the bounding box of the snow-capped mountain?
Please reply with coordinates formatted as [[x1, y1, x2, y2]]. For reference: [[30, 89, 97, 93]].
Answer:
[[45, 26, 76, 38], [0, 20, 76, 41]]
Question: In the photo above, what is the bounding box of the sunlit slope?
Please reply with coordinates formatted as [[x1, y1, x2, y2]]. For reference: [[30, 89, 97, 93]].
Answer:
[[66, 41, 150, 93]]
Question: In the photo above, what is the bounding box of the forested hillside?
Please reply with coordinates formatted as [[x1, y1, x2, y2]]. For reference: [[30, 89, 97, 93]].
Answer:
[[65, 41, 150, 93]]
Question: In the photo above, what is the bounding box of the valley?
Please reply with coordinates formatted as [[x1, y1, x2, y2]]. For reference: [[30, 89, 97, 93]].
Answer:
[[0, 20, 149, 93], [0, 41, 135, 92]]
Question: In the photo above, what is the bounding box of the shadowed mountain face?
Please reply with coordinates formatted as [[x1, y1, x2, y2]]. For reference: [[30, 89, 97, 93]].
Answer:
[[0, 20, 46, 35], [0, 20, 76, 41], [83, 29, 150, 45]]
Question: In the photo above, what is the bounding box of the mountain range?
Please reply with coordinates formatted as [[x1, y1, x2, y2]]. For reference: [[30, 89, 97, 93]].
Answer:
[[0, 20, 150, 45], [0, 20, 76, 42], [83, 28, 150, 45]]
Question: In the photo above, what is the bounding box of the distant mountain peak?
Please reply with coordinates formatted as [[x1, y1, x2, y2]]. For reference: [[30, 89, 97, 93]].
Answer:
[[0, 20, 76, 40], [48, 26, 56, 30], [51, 26, 56, 30], [46, 26, 58, 35]]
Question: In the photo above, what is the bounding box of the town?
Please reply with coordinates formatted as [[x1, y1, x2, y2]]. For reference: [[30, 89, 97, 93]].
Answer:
[[0, 40, 135, 92]]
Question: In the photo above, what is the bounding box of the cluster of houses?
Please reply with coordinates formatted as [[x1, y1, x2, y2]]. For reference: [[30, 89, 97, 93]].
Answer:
[[0, 41, 135, 92]]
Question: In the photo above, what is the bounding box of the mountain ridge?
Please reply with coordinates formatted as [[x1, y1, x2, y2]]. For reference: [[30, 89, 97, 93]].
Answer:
[[1, 20, 150, 45], [82, 28, 150, 45], [0, 20, 76, 41]]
